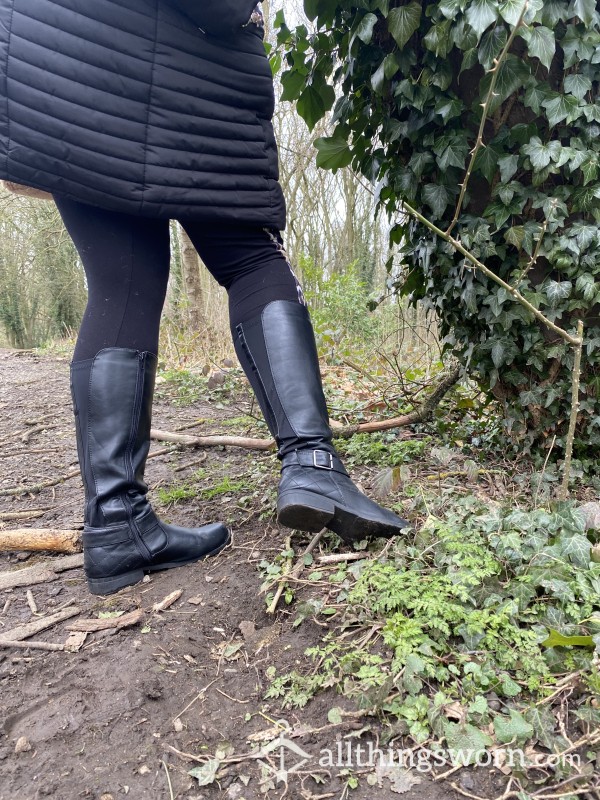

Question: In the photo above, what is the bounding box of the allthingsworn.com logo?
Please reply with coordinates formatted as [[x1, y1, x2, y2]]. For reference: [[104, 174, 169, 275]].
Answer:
[[256, 735, 581, 785]]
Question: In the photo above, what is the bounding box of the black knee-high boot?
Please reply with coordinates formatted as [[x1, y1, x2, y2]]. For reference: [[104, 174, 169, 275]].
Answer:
[[233, 301, 409, 543], [70, 348, 230, 595]]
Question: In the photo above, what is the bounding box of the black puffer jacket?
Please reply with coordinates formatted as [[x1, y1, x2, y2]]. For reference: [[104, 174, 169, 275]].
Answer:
[[0, 0, 286, 227]]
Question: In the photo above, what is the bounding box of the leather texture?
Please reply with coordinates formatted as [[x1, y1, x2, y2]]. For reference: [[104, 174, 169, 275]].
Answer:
[[234, 301, 409, 541], [234, 301, 333, 456], [0, 0, 285, 226], [70, 348, 230, 594]]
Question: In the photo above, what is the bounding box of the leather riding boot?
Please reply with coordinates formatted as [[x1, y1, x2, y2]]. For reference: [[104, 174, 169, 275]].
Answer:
[[233, 301, 409, 543], [70, 348, 230, 595]]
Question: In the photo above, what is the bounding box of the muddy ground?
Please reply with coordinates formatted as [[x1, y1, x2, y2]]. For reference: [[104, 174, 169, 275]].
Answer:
[[0, 349, 502, 800]]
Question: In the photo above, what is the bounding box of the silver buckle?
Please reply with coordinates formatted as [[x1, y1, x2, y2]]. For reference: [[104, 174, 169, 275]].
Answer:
[[313, 450, 333, 469]]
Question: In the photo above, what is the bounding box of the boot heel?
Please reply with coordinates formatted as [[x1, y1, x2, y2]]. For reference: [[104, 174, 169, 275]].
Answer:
[[277, 490, 335, 532], [87, 569, 145, 596]]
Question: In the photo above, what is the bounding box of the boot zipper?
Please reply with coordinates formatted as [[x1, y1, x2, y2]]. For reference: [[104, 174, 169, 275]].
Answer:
[[123, 352, 153, 561]]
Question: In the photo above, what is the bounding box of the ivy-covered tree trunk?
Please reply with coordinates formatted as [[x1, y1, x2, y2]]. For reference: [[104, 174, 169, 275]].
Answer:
[[277, 0, 600, 458]]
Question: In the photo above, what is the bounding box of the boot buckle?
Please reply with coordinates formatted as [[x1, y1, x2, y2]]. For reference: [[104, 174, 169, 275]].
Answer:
[[313, 450, 333, 470]]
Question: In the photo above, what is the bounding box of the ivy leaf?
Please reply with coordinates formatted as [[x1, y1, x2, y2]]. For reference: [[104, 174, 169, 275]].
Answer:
[[296, 83, 334, 131], [444, 722, 493, 763], [478, 25, 507, 70], [524, 706, 558, 750], [422, 184, 452, 218], [558, 533, 591, 568], [499, 0, 528, 26], [539, 578, 576, 602], [355, 13, 378, 44], [474, 146, 502, 182], [494, 710, 534, 744], [314, 134, 353, 171], [281, 69, 306, 102], [189, 759, 221, 786], [572, 0, 597, 25], [524, 80, 550, 114], [542, 630, 595, 648], [371, 53, 400, 94], [522, 136, 560, 170], [491, 340, 506, 368], [545, 280, 572, 307], [466, 0, 498, 36], [387, 3, 422, 50], [521, 26, 555, 70], [564, 73, 592, 101], [498, 154, 519, 182], [542, 93, 582, 128]]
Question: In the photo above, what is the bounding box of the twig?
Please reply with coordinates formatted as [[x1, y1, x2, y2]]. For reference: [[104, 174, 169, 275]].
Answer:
[[403, 202, 581, 347], [0, 510, 47, 521], [162, 760, 175, 800], [559, 319, 584, 500], [446, 2, 529, 236], [215, 688, 250, 704], [150, 366, 461, 450], [152, 590, 183, 612], [0, 606, 80, 642], [26, 589, 38, 614], [151, 429, 275, 450], [317, 552, 368, 564], [21, 424, 57, 443], [0, 469, 80, 497], [267, 529, 325, 615], [66, 608, 143, 632], [515, 216, 549, 285], [0, 639, 64, 651], [172, 678, 219, 722]]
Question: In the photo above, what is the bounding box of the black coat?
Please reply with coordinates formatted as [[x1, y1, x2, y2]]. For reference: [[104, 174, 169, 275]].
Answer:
[[0, 0, 286, 228]]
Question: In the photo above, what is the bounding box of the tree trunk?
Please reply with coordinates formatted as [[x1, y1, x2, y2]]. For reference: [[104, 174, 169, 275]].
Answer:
[[177, 224, 206, 333]]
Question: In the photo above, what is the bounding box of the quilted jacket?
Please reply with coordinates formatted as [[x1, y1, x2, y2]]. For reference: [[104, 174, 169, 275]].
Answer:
[[0, 0, 286, 227]]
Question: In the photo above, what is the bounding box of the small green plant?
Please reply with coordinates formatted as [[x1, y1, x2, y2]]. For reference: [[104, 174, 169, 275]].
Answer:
[[156, 484, 197, 505], [337, 432, 431, 467], [264, 496, 600, 785], [200, 476, 251, 499]]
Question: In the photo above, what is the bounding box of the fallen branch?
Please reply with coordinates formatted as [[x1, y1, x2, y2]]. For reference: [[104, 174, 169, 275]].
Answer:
[[151, 429, 275, 450], [0, 468, 80, 497], [0, 639, 64, 651], [0, 528, 81, 553], [0, 510, 49, 521], [0, 606, 80, 642], [150, 366, 461, 451], [0, 553, 84, 591], [152, 590, 183, 613], [334, 366, 461, 437], [317, 552, 368, 564], [66, 608, 143, 633]]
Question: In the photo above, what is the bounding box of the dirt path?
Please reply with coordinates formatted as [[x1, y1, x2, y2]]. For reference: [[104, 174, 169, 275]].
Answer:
[[0, 350, 471, 800]]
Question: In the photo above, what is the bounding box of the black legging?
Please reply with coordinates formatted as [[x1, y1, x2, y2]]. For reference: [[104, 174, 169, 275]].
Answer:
[[54, 196, 305, 362]]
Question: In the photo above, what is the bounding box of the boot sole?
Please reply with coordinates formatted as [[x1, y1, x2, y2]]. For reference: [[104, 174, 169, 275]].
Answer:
[[86, 529, 232, 596], [277, 490, 407, 544]]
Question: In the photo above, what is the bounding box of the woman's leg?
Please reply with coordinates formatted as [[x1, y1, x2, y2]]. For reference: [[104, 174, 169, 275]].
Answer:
[[54, 197, 171, 360], [181, 221, 408, 543], [54, 199, 230, 595]]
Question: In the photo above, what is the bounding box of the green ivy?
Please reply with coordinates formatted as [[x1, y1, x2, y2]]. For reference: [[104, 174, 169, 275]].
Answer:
[[276, 0, 600, 459]]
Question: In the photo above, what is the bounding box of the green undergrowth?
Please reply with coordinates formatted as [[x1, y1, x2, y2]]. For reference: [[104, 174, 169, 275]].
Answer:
[[157, 367, 238, 406], [265, 497, 600, 787]]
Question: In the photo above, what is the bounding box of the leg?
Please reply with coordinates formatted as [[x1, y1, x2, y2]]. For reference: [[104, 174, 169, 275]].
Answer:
[[181, 221, 408, 543], [55, 198, 230, 595], [55, 196, 171, 360]]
